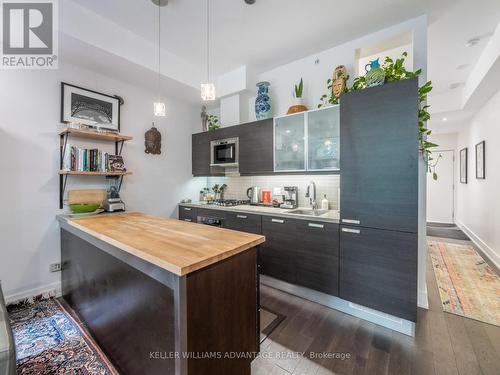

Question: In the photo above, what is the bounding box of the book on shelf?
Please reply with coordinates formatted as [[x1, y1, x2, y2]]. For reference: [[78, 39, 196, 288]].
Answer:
[[62, 144, 125, 173]]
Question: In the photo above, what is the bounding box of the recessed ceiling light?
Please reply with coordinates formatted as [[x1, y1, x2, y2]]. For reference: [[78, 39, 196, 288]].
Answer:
[[442, 117, 448, 122], [465, 37, 481, 47], [449, 82, 464, 89], [457, 64, 469, 70]]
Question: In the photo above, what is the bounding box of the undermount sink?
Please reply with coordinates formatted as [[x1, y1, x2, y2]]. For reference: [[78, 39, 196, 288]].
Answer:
[[288, 209, 328, 216]]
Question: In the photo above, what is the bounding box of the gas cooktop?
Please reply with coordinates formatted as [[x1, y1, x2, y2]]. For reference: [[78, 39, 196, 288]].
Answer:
[[209, 199, 250, 207]]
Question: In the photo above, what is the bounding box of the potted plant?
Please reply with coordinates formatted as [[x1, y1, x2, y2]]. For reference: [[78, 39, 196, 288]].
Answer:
[[287, 78, 308, 114], [208, 115, 221, 131]]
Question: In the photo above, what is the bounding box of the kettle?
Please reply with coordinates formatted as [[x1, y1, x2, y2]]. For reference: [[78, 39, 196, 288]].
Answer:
[[247, 186, 260, 205]]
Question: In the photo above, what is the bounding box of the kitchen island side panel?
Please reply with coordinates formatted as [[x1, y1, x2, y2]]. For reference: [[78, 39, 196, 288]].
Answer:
[[61, 229, 176, 375]]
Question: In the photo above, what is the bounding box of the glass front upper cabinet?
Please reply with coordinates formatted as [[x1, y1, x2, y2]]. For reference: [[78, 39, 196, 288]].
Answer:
[[274, 112, 306, 171], [307, 105, 340, 171]]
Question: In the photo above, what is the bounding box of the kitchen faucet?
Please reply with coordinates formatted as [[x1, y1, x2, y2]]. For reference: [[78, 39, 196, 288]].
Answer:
[[305, 180, 317, 210]]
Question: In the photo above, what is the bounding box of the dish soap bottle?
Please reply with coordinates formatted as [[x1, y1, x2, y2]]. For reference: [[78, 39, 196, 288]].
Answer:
[[321, 194, 329, 210]]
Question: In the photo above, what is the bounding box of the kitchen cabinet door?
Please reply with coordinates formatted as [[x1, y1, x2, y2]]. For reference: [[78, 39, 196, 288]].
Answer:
[[238, 119, 274, 175], [179, 205, 197, 222], [339, 226, 417, 322], [340, 78, 419, 233], [274, 113, 306, 172], [192, 132, 211, 177], [224, 212, 262, 234], [292, 219, 339, 296], [307, 106, 340, 171], [260, 216, 296, 284]]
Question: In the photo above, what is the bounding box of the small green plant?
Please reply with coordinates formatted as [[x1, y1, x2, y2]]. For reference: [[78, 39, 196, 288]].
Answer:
[[317, 52, 437, 169], [207, 114, 220, 131], [294, 78, 304, 98]]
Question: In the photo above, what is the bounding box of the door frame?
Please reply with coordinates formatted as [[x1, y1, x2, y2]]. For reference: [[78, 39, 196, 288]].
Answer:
[[428, 148, 455, 224]]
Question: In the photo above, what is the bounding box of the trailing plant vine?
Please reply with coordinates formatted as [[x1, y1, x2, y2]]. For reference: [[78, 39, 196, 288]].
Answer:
[[317, 52, 438, 177]]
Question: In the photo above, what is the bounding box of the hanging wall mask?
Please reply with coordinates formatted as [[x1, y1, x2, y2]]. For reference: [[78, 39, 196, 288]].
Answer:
[[332, 65, 349, 99], [145, 123, 162, 155]]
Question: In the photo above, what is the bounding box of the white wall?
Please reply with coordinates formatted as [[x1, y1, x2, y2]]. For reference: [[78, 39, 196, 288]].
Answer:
[[242, 16, 427, 122], [455, 89, 500, 268], [0, 61, 204, 301]]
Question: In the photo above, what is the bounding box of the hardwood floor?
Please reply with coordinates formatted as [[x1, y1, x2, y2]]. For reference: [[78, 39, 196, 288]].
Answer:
[[252, 236, 500, 375]]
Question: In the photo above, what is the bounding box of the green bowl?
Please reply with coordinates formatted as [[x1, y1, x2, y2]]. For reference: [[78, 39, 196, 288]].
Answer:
[[69, 203, 100, 213]]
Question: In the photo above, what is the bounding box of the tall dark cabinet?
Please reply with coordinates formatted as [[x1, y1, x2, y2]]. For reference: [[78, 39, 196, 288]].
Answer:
[[339, 78, 419, 322]]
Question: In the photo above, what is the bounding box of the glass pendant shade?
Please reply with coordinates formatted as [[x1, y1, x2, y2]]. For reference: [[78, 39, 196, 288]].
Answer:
[[201, 83, 216, 101], [154, 102, 166, 117]]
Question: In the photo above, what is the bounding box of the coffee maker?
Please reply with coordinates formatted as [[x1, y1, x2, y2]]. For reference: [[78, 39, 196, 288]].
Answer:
[[280, 186, 298, 209]]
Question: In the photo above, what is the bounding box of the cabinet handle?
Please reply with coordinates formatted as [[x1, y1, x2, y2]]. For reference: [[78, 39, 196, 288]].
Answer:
[[342, 228, 360, 234], [184, 219, 192, 222], [308, 223, 324, 229], [271, 219, 284, 224], [236, 215, 248, 219], [342, 219, 360, 225], [183, 207, 192, 211]]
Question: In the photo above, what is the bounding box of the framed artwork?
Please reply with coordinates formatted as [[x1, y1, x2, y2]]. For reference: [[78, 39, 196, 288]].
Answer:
[[475, 141, 485, 179], [61, 82, 121, 131], [460, 147, 467, 184]]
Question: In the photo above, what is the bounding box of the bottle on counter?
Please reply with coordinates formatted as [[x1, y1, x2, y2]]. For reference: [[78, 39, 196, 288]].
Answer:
[[321, 194, 329, 210]]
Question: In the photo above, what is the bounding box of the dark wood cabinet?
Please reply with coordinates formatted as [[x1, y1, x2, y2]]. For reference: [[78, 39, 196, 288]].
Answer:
[[191, 119, 273, 177], [191, 133, 211, 177], [260, 216, 339, 296], [340, 78, 419, 233], [339, 226, 417, 322], [178, 205, 197, 222], [238, 119, 274, 175], [224, 212, 262, 234]]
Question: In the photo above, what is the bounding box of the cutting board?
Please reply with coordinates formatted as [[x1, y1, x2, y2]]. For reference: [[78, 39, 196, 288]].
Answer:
[[68, 189, 107, 205]]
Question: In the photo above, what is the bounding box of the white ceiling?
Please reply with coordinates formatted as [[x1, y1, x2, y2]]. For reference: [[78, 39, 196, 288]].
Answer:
[[71, 0, 454, 77]]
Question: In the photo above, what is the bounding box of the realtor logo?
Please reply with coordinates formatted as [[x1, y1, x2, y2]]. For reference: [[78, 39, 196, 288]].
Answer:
[[1, 0, 58, 69]]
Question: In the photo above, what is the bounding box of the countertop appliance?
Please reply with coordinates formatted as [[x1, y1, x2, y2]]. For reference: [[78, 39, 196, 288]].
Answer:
[[247, 186, 260, 205], [280, 186, 298, 209], [103, 186, 125, 212], [210, 137, 239, 167]]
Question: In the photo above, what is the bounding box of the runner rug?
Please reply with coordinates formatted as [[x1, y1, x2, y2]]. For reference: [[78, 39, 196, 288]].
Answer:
[[428, 240, 500, 327]]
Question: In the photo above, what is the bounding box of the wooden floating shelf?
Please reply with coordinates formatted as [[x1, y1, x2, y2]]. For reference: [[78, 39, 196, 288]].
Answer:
[[59, 128, 133, 142], [59, 171, 132, 176]]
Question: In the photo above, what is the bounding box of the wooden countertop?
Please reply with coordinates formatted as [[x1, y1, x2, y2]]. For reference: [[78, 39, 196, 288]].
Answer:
[[63, 212, 265, 276]]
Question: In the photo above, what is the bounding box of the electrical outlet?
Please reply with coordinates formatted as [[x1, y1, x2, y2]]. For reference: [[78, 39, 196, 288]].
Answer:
[[50, 262, 61, 272]]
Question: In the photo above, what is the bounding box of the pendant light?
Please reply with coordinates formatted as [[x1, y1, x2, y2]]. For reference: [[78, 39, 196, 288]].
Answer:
[[201, 0, 216, 101], [153, 0, 167, 116]]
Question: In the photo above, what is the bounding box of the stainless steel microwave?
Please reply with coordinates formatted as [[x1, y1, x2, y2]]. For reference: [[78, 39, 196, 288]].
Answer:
[[210, 137, 239, 167]]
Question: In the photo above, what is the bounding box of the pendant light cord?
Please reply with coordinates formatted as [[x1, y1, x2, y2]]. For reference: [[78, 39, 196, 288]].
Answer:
[[206, 0, 210, 82], [158, 3, 161, 101]]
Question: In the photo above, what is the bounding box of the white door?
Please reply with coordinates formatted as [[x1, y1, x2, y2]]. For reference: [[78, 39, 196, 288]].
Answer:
[[427, 150, 455, 223]]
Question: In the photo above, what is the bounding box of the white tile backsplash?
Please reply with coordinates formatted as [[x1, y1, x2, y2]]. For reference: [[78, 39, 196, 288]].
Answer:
[[206, 174, 340, 209]]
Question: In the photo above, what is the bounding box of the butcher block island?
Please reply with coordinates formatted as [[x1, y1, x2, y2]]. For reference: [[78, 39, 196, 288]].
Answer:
[[57, 212, 265, 375]]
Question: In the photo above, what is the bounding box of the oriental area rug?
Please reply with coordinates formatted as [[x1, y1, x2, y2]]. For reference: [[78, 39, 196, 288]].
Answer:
[[428, 240, 500, 327], [8, 298, 118, 375]]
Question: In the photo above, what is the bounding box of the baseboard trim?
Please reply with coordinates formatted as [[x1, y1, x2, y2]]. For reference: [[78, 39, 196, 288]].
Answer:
[[456, 219, 500, 270], [418, 284, 429, 309], [4, 281, 62, 305]]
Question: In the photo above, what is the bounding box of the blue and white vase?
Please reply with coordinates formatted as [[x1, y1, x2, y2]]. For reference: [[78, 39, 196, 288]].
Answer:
[[255, 81, 272, 119], [365, 58, 385, 87]]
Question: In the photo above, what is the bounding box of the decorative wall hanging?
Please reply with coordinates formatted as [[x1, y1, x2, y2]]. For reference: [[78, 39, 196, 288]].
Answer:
[[145, 123, 162, 155], [331, 65, 349, 99], [255, 81, 272, 119], [61, 82, 121, 131], [460, 147, 467, 183], [475, 141, 485, 179], [364, 58, 386, 87]]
